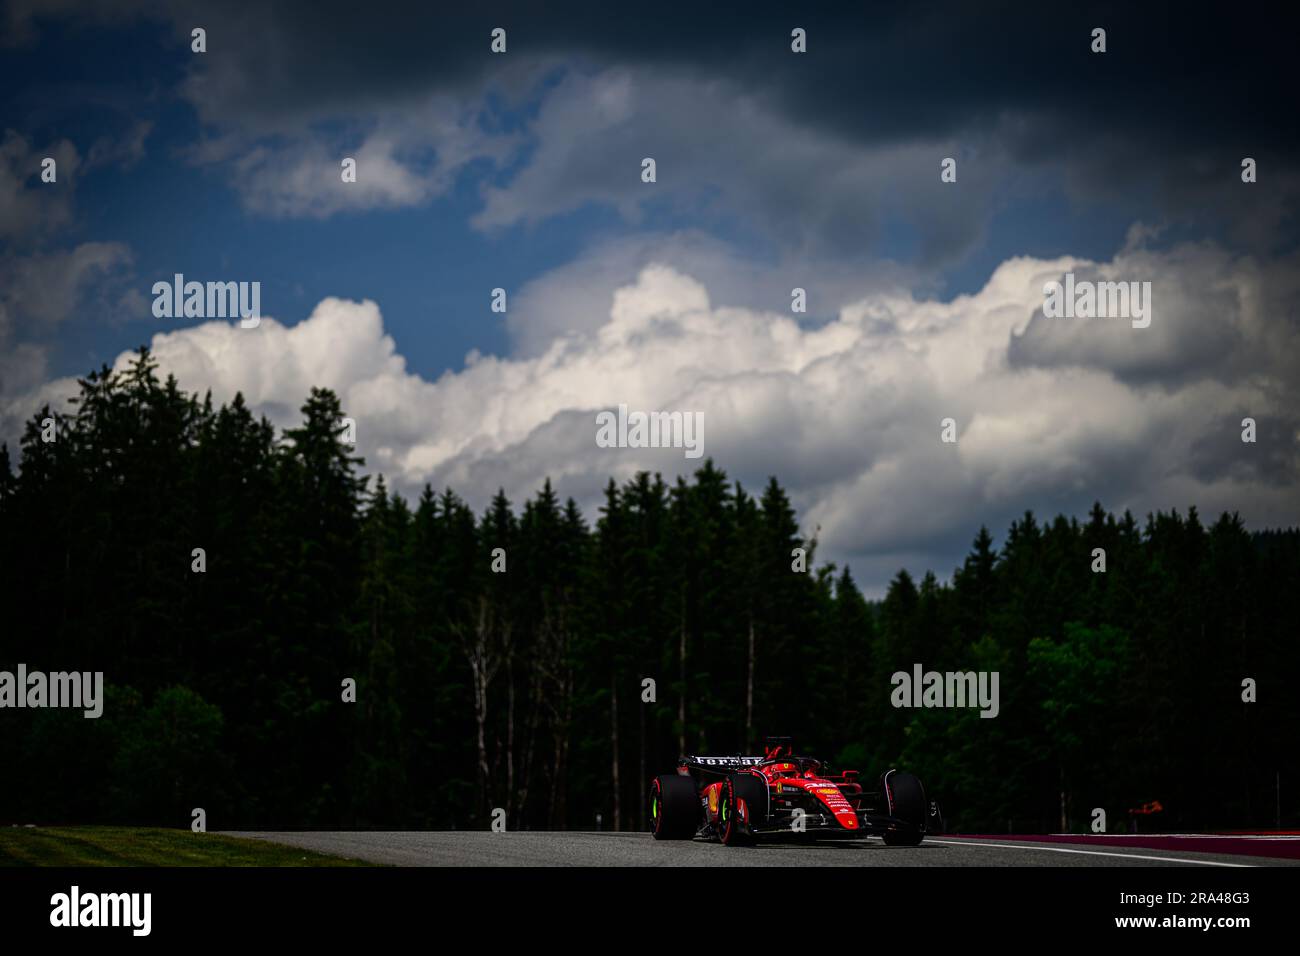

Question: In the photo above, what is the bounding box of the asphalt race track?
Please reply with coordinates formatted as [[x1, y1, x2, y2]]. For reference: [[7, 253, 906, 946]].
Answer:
[[222, 831, 1300, 867]]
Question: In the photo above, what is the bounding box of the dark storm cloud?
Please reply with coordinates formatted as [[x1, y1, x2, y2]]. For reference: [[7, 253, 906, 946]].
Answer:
[[8, 0, 1294, 262], [13, 1, 1297, 179], [1007, 242, 1300, 392], [5, 1, 1296, 594], [1187, 412, 1300, 489]]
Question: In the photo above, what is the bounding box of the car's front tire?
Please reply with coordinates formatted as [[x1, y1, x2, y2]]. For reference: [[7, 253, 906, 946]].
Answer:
[[880, 769, 927, 846], [719, 772, 768, 846], [650, 774, 700, 840]]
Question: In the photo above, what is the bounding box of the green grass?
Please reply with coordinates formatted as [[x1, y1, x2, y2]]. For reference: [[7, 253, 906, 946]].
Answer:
[[0, 827, 371, 867]]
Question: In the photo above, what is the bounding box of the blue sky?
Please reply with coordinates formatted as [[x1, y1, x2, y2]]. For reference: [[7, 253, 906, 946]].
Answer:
[[4, 7, 1201, 383], [3, 2, 1296, 593]]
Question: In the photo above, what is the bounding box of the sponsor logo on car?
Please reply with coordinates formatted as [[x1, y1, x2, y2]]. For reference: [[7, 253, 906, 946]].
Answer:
[[687, 755, 764, 766]]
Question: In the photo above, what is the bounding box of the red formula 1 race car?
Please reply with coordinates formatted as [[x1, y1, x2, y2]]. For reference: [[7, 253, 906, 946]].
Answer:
[[649, 738, 942, 846]]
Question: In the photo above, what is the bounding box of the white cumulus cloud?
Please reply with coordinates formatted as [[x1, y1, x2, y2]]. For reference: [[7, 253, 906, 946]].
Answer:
[[6, 240, 1297, 594]]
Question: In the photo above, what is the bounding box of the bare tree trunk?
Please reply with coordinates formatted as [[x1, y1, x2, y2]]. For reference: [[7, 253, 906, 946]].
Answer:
[[519, 649, 542, 828], [1059, 765, 1068, 832], [638, 695, 647, 831], [506, 650, 515, 823], [367, 595, 380, 728], [678, 595, 687, 757], [746, 615, 755, 752], [552, 700, 569, 828], [473, 654, 491, 815], [538, 603, 573, 830], [488, 619, 513, 815], [550, 737, 564, 827], [551, 655, 572, 829], [611, 675, 621, 830], [457, 597, 501, 822]]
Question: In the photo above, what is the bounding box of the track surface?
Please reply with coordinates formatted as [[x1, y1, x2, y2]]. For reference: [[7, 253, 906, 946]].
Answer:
[[222, 831, 1299, 867]]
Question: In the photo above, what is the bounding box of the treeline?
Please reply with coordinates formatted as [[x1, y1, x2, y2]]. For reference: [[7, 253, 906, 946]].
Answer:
[[1, 349, 1296, 833]]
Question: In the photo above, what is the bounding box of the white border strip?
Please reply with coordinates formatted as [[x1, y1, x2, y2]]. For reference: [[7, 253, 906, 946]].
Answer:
[[930, 838, 1252, 868]]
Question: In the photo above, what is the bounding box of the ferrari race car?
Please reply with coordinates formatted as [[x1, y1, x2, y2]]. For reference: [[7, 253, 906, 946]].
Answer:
[[649, 738, 942, 846]]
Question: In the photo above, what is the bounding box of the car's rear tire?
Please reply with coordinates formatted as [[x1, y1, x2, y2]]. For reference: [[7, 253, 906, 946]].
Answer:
[[880, 769, 926, 846], [650, 774, 700, 840], [719, 772, 768, 846]]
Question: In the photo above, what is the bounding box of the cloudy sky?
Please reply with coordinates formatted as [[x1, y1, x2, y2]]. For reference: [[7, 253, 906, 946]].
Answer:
[[2, 1, 1297, 593]]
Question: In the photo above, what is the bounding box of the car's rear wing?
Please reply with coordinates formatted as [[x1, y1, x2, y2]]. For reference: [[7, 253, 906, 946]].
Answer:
[[679, 755, 765, 771], [677, 737, 801, 775]]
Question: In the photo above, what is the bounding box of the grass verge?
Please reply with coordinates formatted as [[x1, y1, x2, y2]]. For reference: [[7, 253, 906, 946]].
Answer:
[[0, 827, 370, 866]]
